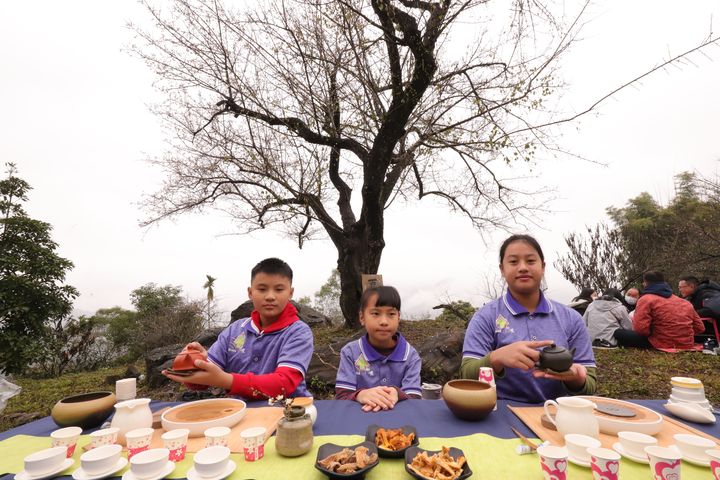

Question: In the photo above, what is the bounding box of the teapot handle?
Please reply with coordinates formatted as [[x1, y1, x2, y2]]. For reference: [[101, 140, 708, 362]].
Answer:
[[543, 400, 559, 427]]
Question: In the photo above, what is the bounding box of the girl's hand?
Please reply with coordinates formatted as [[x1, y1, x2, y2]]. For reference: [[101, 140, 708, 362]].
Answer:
[[489, 340, 554, 372], [357, 386, 398, 412], [533, 363, 587, 389], [163, 359, 233, 389]]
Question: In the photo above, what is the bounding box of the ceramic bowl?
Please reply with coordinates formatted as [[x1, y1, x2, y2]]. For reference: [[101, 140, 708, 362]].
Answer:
[[129, 448, 170, 479], [315, 442, 379, 480], [365, 424, 419, 458], [172, 350, 206, 371], [24, 447, 68, 476], [442, 379, 496, 421], [161, 398, 247, 437], [618, 431, 657, 459], [193, 446, 230, 478], [564, 433, 601, 463], [673, 433, 717, 460], [579, 396, 663, 435], [80, 444, 122, 475], [404, 446, 472, 480], [51, 391, 116, 429]]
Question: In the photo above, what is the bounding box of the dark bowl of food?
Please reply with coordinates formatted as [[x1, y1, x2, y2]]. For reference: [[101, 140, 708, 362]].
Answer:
[[405, 446, 472, 480], [365, 424, 419, 458], [315, 441, 380, 480]]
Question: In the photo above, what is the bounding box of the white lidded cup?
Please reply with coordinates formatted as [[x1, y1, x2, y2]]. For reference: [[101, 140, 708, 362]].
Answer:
[[564, 433, 601, 463], [617, 431, 657, 458], [193, 446, 230, 478], [80, 444, 122, 476], [24, 446, 68, 476], [673, 433, 717, 461], [129, 448, 170, 479]]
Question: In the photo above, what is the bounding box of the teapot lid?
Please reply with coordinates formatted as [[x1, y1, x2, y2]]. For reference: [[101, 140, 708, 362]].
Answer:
[[542, 343, 568, 354]]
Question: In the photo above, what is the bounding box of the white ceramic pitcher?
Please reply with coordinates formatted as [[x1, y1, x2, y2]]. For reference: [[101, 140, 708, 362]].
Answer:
[[110, 398, 153, 445], [543, 396, 599, 438]]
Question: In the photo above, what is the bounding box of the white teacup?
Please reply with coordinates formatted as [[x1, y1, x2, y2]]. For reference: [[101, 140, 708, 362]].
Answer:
[[645, 446, 681, 479], [90, 427, 119, 448], [193, 446, 230, 478], [24, 447, 68, 476], [564, 433, 601, 463], [80, 444, 122, 475], [129, 448, 170, 480], [673, 433, 717, 460], [50, 426, 83, 458], [618, 431, 657, 458], [204, 427, 231, 448]]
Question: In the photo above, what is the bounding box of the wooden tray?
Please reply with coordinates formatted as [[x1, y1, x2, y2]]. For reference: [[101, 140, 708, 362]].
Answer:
[[148, 406, 284, 453], [507, 404, 719, 449]]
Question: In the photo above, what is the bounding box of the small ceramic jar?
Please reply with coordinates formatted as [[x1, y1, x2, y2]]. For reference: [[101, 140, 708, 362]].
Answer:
[[275, 406, 313, 457]]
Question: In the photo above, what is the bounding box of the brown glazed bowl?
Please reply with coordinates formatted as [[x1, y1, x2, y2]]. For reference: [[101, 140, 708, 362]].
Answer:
[[51, 391, 116, 429], [442, 379, 496, 421], [172, 350, 206, 371]]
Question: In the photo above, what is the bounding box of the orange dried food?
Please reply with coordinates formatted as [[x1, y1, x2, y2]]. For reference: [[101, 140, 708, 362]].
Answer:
[[317, 446, 378, 473], [407, 447, 466, 480], [375, 427, 415, 451]]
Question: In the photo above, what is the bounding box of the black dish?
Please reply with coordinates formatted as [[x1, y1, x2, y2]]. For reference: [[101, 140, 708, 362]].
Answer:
[[315, 441, 380, 480], [404, 446, 473, 480], [365, 424, 419, 458]]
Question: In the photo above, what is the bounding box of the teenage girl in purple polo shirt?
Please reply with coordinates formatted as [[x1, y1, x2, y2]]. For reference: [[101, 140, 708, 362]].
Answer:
[[460, 234, 597, 403], [335, 286, 422, 411]]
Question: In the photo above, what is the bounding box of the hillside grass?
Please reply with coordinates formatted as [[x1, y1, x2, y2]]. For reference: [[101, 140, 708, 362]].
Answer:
[[1, 318, 717, 433]]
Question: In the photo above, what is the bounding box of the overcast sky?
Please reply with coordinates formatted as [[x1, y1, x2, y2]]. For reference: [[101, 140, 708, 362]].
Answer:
[[2, 1, 719, 320]]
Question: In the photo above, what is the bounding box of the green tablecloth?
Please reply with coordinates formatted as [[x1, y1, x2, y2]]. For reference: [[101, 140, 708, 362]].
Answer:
[[0, 433, 711, 479]]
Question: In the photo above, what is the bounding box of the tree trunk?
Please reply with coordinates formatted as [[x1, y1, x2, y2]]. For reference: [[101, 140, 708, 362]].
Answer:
[[336, 222, 384, 328]]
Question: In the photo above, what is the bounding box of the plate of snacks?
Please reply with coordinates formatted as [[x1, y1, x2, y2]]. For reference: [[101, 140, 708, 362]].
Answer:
[[404, 446, 472, 480], [315, 441, 380, 480], [365, 424, 419, 458]]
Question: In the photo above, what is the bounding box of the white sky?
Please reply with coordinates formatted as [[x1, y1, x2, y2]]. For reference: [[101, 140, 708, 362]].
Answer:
[[2, 1, 719, 319]]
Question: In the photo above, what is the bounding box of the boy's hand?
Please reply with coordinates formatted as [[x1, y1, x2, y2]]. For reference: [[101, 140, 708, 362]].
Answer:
[[533, 362, 587, 389], [182, 342, 208, 356], [163, 359, 232, 390], [489, 340, 554, 373], [357, 386, 398, 412]]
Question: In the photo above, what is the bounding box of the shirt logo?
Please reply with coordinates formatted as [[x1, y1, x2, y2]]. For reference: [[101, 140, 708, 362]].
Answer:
[[354, 355, 374, 376], [229, 332, 246, 353], [495, 314, 514, 334]]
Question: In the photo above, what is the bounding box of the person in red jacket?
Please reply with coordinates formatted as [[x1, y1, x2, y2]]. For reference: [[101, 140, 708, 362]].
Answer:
[[613, 271, 704, 349]]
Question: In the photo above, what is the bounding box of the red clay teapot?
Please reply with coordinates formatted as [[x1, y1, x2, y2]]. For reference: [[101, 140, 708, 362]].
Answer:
[[172, 348, 206, 371]]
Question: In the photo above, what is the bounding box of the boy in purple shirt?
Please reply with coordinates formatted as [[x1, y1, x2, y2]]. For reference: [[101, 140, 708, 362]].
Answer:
[[460, 235, 597, 403], [335, 286, 422, 411], [163, 258, 314, 399]]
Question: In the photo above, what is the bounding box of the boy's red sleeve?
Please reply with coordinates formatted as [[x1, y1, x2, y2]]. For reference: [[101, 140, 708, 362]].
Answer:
[[228, 366, 304, 399]]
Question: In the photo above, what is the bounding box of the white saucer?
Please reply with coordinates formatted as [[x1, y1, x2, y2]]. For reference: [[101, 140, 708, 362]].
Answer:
[[612, 442, 649, 464], [186, 460, 236, 480], [663, 445, 712, 467], [121, 461, 174, 480], [73, 458, 128, 480], [664, 402, 716, 424], [567, 455, 591, 468], [16, 458, 75, 480]]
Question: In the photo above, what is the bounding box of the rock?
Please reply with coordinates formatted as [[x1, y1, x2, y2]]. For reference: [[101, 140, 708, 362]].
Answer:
[[124, 364, 142, 379], [145, 342, 184, 388], [5, 412, 43, 426], [230, 301, 332, 326], [104, 375, 122, 386]]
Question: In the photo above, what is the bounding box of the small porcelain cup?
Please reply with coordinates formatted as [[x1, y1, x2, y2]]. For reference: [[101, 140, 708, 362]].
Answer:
[[706, 449, 720, 480], [129, 448, 170, 480], [240, 427, 266, 462], [673, 433, 717, 461], [90, 427, 119, 449], [194, 446, 230, 478], [537, 445, 568, 480], [564, 433, 601, 463], [618, 431, 657, 459], [115, 378, 137, 401], [126, 427, 155, 459], [50, 426, 83, 458], [587, 447, 621, 480], [204, 427, 231, 448], [645, 446, 682, 480], [24, 446, 68, 476], [80, 444, 122, 476], [162, 428, 190, 462]]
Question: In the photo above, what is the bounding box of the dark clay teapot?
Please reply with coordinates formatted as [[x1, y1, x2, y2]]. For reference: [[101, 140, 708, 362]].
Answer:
[[536, 344, 575, 372]]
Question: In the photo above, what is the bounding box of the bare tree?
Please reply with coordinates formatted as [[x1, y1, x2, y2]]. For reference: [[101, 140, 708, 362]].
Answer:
[[132, 0, 719, 326]]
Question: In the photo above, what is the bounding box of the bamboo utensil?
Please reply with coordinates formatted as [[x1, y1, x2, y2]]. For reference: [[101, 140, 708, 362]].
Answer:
[[511, 426, 540, 451]]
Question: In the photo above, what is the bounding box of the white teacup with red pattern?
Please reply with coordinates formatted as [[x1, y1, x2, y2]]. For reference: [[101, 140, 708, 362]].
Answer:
[[204, 427, 231, 448], [126, 428, 154, 460], [645, 446, 682, 480], [587, 447, 621, 480], [50, 426, 83, 458], [537, 445, 568, 480], [90, 427, 119, 449], [161, 428, 189, 462], [707, 449, 720, 480]]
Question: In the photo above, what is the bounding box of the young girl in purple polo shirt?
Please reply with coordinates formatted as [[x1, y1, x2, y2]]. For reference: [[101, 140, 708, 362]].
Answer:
[[335, 286, 422, 411], [460, 234, 597, 403]]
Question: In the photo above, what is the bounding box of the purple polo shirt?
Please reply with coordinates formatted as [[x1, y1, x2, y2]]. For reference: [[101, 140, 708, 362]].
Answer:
[[207, 317, 313, 397], [335, 333, 421, 397], [462, 291, 596, 403]]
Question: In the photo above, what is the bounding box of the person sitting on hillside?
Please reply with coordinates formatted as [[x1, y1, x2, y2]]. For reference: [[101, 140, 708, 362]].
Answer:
[[568, 287, 596, 317], [678, 275, 720, 346], [583, 288, 632, 348], [613, 271, 704, 350], [624, 288, 640, 313]]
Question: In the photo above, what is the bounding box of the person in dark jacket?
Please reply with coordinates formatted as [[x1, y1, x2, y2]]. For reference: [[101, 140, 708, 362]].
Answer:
[[568, 287, 596, 317], [678, 275, 720, 343]]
